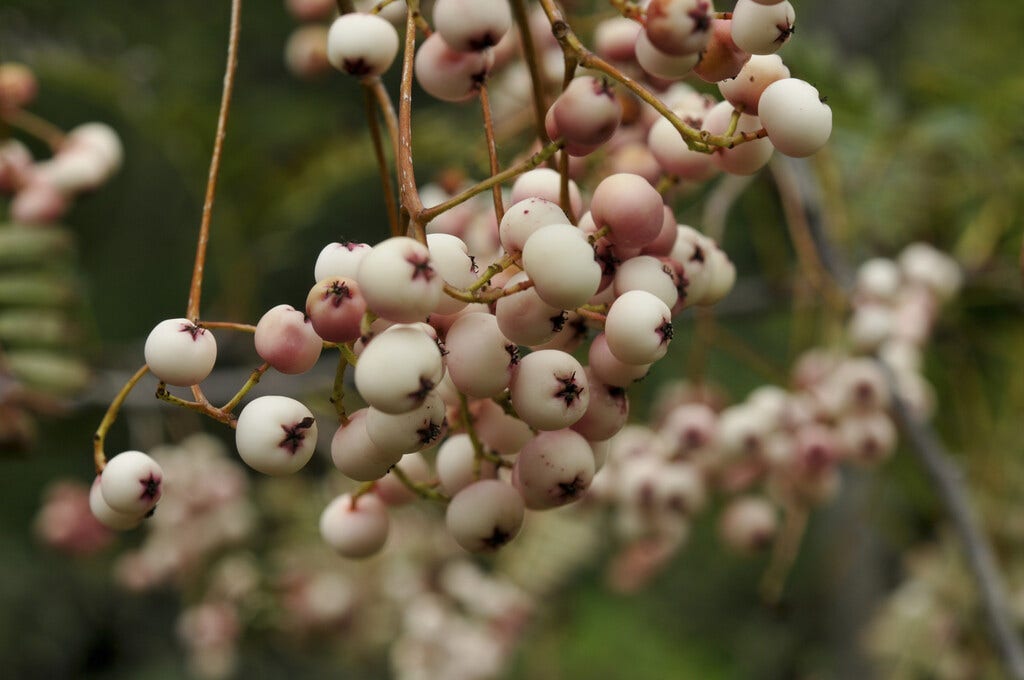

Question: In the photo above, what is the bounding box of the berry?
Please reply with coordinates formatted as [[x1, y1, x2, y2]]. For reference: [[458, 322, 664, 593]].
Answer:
[[254, 304, 323, 375], [235, 395, 318, 476], [446, 479, 524, 552], [99, 450, 163, 515], [319, 492, 390, 558], [326, 13, 400, 78], [757, 78, 832, 158], [144, 318, 218, 387]]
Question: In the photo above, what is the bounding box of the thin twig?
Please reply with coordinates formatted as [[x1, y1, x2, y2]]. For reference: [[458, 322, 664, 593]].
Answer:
[[479, 84, 505, 223], [0, 108, 66, 151], [510, 0, 550, 144], [397, 8, 427, 244], [883, 362, 1024, 680], [363, 81, 401, 237], [92, 364, 150, 473], [186, 0, 242, 322]]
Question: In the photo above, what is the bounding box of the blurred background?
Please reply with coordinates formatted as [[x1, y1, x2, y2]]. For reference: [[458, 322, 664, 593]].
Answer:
[[1, 0, 1023, 678]]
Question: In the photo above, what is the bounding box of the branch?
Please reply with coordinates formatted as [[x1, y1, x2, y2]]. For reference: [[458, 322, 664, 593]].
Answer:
[[186, 0, 242, 321], [882, 361, 1024, 680]]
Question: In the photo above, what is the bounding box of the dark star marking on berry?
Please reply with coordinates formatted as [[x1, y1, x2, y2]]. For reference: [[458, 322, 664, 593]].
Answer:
[[556, 475, 586, 501], [554, 373, 583, 406], [469, 32, 500, 51], [689, 2, 712, 32], [407, 255, 436, 281], [417, 421, 442, 446], [690, 245, 705, 263], [178, 322, 204, 340], [325, 280, 352, 307], [343, 58, 372, 77], [482, 526, 512, 550], [775, 22, 794, 44], [657, 318, 674, 345], [409, 376, 436, 402], [549, 311, 567, 333], [138, 473, 161, 501], [505, 343, 521, 365], [279, 416, 316, 455]]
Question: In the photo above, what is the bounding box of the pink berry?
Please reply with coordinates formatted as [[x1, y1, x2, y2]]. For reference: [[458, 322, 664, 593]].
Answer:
[[305, 276, 367, 343], [446, 479, 524, 552], [414, 32, 494, 102], [590, 173, 665, 249], [254, 304, 323, 375], [319, 492, 390, 558], [645, 0, 715, 56], [513, 429, 595, 510], [444, 312, 518, 398]]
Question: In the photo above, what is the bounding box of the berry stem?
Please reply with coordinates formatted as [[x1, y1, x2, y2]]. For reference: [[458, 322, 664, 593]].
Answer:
[[443, 277, 534, 304], [335, 0, 355, 13], [156, 383, 237, 427], [769, 157, 848, 315], [457, 392, 488, 477], [609, 0, 644, 22], [510, 0, 551, 145], [468, 253, 516, 293], [362, 80, 401, 238], [186, 0, 242, 322], [558, 151, 576, 223], [198, 320, 256, 333], [391, 465, 450, 503], [220, 361, 270, 413], [759, 495, 808, 604], [330, 348, 351, 424], [92, 364, 150, 473], [479, 84, 505, 223], [419, 139, 565, 225], [0, 108, 66, 151]]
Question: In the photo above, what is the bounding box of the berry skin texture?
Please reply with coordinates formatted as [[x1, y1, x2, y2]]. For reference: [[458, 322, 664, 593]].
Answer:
[[326, 13, 400, 78], [319, 492, 390, 558], [357, 236, 444, 323], [590, 173, 666, 249], [730, 0, 795, 56], [513, 429, 596, 510], [99, 450, 163, 516], [446, 479, 525, 552], [305, 276, 367, 343], [510, 349, 590, 431], [254, 304, 323, 375], [717, 53, 790, 115], [331, 408, 404, 481], [235, 395, 318, 476], [757, 78, 832, 158], [645, 0, 715, 57], [604, 290, 674, 365], [353, 324, 444, 414], [414, 32, 494, 103], [521, 223, 602, 310], [144, 318, 218, 387]]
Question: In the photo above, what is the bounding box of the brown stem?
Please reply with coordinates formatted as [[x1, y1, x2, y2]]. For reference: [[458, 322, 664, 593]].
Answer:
[[420, 139, 564, 224], [198, 320, 256, 333], [759, 497, 809, 604], [397, 8, 427, 244], [609, 0, 644, 21], [510, 0, 550, 144], [769, 157, 847, 314], [362, 81, 401, 237], [479, 84, 505, 223], [92, 364, 150, 473], [1, 108, 66, 151], [156, 383, 237, 427], [186, 0, 242, 322]]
